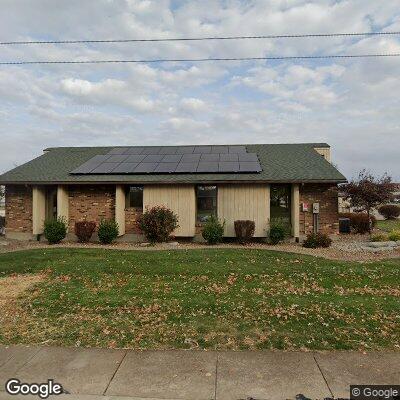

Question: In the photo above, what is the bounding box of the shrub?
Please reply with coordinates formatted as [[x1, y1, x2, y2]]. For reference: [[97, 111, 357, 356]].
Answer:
[[138, 206, 179, 243], [234, 220, 255, 244], [268, 218, 290, 245], [370, 233, 388, 242], [44, 217, 68, 244], [98, 219, 119, 244], [388, 230, 400, 241], [75, 221, 96, 243], [378, 204, 400, 220], [202, 215, 224, 245], [303, 232, 332, 248], [339, 213, 376, 234]]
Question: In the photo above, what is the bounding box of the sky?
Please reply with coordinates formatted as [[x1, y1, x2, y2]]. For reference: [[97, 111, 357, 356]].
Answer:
[[0, 0, 399, 180]]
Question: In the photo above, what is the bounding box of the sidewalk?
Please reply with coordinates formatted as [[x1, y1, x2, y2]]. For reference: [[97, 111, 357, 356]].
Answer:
[[0, 345, 399, 400]]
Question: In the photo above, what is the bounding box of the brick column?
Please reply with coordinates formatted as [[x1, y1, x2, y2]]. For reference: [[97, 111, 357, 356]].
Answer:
[[115, 185, 126, 236], [32, 186, 46, 235], [57, 185, 69, 231], [291, 184, 300, 240]]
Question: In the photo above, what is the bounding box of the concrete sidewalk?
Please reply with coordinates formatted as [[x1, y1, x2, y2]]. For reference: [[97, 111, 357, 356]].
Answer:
[[0, 346, 399, 400]]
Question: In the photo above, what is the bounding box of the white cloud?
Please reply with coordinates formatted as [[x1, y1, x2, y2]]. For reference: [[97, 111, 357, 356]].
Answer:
[[0, 0, 399, 180]]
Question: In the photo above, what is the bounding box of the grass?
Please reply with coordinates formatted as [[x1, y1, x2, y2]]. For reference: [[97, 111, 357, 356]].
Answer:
[[0, 248, 399, 351], [377, 219, 400, 233]]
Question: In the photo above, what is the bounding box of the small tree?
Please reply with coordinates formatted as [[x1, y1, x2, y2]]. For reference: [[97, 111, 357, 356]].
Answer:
[[341, 170, 393, 233]]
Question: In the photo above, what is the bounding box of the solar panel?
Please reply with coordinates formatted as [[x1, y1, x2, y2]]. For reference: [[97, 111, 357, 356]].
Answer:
[[107, 147, 130, 155], [219, 162, 240, 172], [70, 155, 112, 173], [154, 163, 178, 173], [112, 163, 139, 173], [107, 155, 129, 163], [200, 154, 219, 162], [142, 147, 161, 154], [176, 146, 195, 154], [239, 162, 262, 172], [239, 153, 259, 162], [194, 146, 211, 154], [70, 146, 262, 174], [181, 154, 201, 162], [158, 146, 178, 154], [124, 147, 144, 155], [175, 162, 198, 172], [143, 154, 164, 162], [211, 146, 229, 154], [133, 163, 158, 173], [220, 153, 239, 162], [229, 145, 247, 153], [162, 154, 182, 163], [197, 162, 219, 172], [91, 163, 121, 173], [125, 155, 146, 163]]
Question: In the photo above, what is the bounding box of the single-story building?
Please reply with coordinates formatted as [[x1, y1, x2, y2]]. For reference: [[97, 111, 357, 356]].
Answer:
[[0, 143, 346, 242]]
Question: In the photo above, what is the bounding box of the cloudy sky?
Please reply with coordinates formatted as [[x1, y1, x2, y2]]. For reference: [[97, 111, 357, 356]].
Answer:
[[1, 0, 399, 180]]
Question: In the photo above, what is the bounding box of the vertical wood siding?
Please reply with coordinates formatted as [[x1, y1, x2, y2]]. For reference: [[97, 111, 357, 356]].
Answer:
[[218, 184, 270, 237], [143, 185, 196, 236]]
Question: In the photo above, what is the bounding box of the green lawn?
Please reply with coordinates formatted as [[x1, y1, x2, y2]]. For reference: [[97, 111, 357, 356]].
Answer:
[[377, 219, 400, 232], [0, 248, 399, 350]]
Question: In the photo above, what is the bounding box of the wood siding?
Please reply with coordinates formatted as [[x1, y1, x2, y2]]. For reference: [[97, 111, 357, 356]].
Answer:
[[218, 184, 270, 237], [143, 185, 196, 237]]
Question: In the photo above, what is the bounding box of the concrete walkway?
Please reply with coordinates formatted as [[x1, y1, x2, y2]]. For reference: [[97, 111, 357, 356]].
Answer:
[[0, 346, 399, 400]]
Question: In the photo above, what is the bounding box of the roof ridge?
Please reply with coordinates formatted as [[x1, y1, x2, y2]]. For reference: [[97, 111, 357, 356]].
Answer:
[[44, 142, 330, 151]]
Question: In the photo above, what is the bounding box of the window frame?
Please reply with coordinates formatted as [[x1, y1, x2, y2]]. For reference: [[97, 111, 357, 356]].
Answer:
[[126, 185, 144, 209], [196, 185, 218, 225]]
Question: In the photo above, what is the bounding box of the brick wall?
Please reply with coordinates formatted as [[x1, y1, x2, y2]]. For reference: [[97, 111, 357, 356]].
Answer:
[[68, 185, 115, 233], [5, 185, 33, 233], [300, 183, 339, 235], [125, 207, 142, 234]]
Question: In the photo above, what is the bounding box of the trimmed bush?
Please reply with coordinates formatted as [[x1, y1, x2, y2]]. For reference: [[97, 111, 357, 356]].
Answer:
[[378, 204, 400, 220], [75, 221, 96, 243], [44, 217, 68, 244], [202, 215, 224, 245], [303, 232, 332, 248], [388, 230, 400, 241], [339, 213, 376, 234], [0, 215, 5, 235], [234, 220, 255, 244], [98, 219, 119, 244], [138, 206, 179, 243], [370, 233, 388, 242]]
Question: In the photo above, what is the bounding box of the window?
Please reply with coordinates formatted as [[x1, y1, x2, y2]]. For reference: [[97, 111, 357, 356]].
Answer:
[[128, 186, 143, 208], [270, 184, 291, 228], [196, 185, 217, 223]]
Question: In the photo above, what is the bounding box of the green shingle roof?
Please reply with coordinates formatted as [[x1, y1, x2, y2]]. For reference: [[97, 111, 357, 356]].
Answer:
[[0, 143, 346, 184]]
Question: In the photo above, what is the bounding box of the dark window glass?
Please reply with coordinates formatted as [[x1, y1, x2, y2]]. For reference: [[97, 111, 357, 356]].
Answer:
[[196, 185, 217, 223], [270, 184, 291, 229], [128, 186, 143, 208]]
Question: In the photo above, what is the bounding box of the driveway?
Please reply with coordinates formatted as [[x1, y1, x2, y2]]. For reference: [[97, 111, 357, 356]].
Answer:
[[0, 346, 399, 399]]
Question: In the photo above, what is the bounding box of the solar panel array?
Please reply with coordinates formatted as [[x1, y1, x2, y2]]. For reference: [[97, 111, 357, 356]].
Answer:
[[71, 146, 262, 175]]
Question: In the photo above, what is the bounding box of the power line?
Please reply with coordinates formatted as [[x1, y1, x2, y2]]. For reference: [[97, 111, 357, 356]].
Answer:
[[1, 53, 400, 65], [1, 31, 400, 45]]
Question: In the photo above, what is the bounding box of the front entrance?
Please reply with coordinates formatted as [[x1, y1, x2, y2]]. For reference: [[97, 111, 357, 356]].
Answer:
[[45, 186, 58, 220], [270, 184, 292, 233]]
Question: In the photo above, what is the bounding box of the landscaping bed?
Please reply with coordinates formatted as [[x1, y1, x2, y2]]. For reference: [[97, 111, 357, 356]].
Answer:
[[0, 248, 399, 351]]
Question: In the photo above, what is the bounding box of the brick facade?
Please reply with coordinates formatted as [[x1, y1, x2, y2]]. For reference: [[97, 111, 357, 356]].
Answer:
[[4, 183, 339, 238], [299, 183, 339, 235], [68, 185, 115, 233], [5, 185, 32, 233], [125, 207, 142, 234]]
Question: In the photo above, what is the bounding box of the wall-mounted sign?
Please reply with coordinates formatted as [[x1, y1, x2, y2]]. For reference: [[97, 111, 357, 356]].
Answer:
[[301, 202, 309, 212]]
